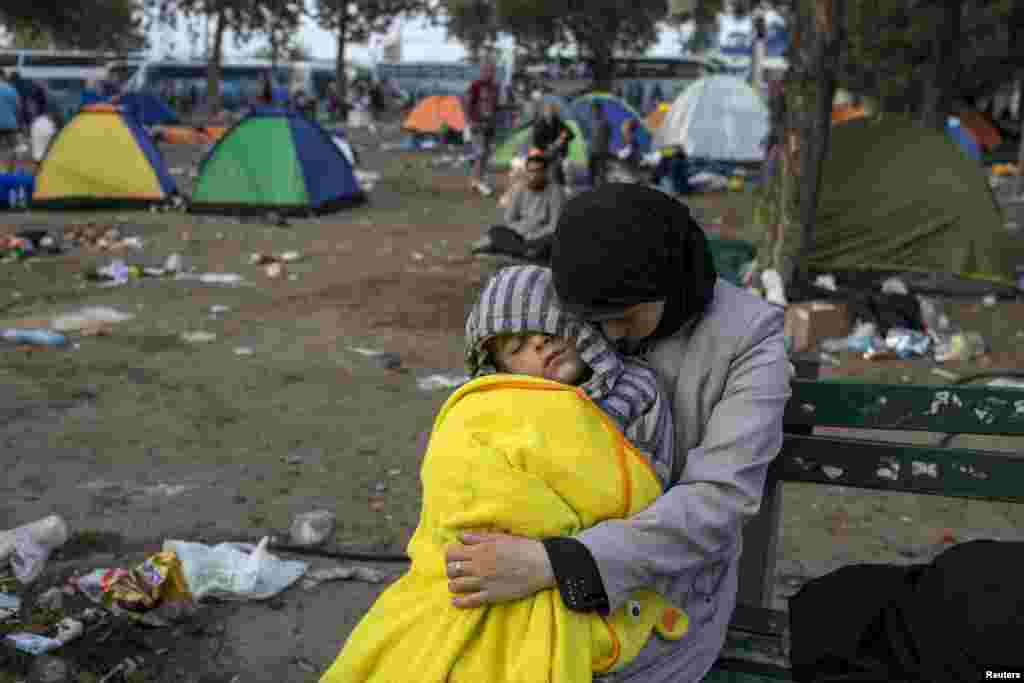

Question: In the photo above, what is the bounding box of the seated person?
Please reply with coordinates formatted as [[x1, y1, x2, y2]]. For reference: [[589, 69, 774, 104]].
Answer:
[[321, 264, 687, 683], [472, 154, 565, 262]]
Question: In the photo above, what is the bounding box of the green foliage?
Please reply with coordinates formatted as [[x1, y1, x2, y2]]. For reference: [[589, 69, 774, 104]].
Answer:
[[441, 0, 668, 83], [0, 0, 147, 51]]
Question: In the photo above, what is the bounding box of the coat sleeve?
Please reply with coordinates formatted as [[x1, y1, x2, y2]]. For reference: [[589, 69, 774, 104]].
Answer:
[[574, 306, 791, 612], [504, 189, 523, 227]]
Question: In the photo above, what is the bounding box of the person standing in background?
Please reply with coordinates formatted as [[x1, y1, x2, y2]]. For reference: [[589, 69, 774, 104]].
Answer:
[[0, 71, 21, 172], [465, 59, 499, 197]]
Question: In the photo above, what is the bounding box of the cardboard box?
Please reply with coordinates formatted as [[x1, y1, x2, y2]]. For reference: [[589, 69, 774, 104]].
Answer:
[[784, 301, 850, 353]]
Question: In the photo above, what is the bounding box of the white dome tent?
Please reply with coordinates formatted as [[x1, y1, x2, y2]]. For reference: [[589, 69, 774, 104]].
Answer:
[[654, 75, 770, 162]]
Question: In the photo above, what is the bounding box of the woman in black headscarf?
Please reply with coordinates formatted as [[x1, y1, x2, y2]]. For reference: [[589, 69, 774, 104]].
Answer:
[[445, 184, 793, 682]]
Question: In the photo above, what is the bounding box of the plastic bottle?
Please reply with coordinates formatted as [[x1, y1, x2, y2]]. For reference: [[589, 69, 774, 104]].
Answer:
[[0, 329, 68, 346]]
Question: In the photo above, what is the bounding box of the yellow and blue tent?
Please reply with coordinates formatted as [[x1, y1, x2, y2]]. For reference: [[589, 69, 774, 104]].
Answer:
[[32, 103, 178, 210]]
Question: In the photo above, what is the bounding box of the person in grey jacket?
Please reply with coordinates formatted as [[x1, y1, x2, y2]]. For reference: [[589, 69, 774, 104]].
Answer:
[[446, 183, 792, 682], [471, 154, 565, 261]]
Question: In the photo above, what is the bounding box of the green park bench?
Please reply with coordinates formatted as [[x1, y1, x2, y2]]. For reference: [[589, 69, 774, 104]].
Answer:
[[706, 362, 1024, 682]]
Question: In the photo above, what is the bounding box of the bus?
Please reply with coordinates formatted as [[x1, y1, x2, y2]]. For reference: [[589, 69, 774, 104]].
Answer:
[[121, 59, 293, 111], [117, 58, 375, 112], [0, 49, 145, 117], [376, 61, 506, 102]]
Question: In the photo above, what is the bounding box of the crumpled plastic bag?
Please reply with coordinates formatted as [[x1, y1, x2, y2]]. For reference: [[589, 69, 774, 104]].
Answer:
[[10, 530, 50, 584], [51, 306, 135, 332], [4, 632, 64, 655], [162, 536, 307, 602], [72, 551, 195, 626]]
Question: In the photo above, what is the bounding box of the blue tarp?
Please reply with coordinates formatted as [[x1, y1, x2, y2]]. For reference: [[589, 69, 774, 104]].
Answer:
[[119, 92, 179, 126]]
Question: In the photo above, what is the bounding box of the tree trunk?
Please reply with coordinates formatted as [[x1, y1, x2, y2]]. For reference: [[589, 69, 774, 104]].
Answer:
[[207, 8, 227, 115], [336, 24, 349, 123], [270, 30, 280, 73], [918, 0, 962, 131], [796, 0, 846, 278], [1012, 0, 1024, 196]]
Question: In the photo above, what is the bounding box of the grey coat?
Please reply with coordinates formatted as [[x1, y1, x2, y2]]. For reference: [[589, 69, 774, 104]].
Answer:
[[582, 279, 792, 682]]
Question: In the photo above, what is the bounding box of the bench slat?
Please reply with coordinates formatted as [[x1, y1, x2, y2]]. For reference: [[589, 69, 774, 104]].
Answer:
[[777, 434, 1024, 503], [785, 380, 1024, 436]]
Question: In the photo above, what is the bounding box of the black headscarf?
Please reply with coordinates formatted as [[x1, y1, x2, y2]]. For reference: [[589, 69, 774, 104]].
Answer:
[[550, 183, 717, 344]]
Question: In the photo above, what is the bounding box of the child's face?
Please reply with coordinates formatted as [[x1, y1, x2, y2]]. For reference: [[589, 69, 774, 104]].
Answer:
[[488, 333, 587, 385]]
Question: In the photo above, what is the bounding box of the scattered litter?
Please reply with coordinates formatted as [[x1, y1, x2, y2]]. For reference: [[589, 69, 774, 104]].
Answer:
[[234, 346, 254, 356], [931, 368, 960, 382], [279, 250, 302, 263], [4, 632, 65, 655], [884, 328, 931, 358], [934, 331, 987, 363], [416, 373, 470, 391], [988, 378, 1024, 389], [265, 262, 285, 279], [982, 294, 998, 306], [300, 565, 385, 590], [164, 253, 184, 273], [176, 272, 245, 286], [387, 468, 402, 476], [98, 656, 142, 683], [349, 347, 403, 370], [1, 328, 68, 347], [0, 515, 70, 584], [209, 304, 231, 316], [36, 586, 63, 611], [96, 259, 130, 285], [162, 536, 307, 602], [821, 466, 844, 480], [900, 516, 912, 523], [813, 274, 837, 292], [51, 306, 134, 332], [181, 331, 217, 344], [880, 277, 909, 295], [820, 321, 884, 354], [250, 252, 275, 265], [0, 592, 19, 620], [71, 551, 195, 626], [289, 510, 337, 548]]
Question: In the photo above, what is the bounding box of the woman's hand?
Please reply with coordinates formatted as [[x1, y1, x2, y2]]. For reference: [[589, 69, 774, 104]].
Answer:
[[445, 532, 556, 608]]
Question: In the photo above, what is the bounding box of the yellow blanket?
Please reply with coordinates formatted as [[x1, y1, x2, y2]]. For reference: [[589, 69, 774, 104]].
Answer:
[[321, 375, 688, 683]]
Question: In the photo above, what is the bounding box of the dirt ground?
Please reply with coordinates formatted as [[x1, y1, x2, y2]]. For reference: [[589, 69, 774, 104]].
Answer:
[[2, 120, 1024, 682]]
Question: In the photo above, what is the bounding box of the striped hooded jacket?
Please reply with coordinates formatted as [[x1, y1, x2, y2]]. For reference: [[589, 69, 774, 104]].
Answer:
[[465, 264, 675, 487]]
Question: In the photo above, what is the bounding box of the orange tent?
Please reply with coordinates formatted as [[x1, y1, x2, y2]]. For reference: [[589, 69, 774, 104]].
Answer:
[[154, 126, 230, 145], [402, 95, 467, 134], [958, 110, 1002, 151], [831, 105, 867, 126]]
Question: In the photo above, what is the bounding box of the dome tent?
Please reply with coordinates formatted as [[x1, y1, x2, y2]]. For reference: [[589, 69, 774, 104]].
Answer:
[[189, 109, 364, 216], [655, 75, 769, 162], [804, 116, 1016, 285], [32, 104, 178, 209]]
